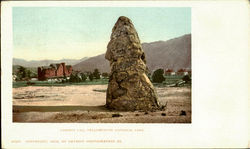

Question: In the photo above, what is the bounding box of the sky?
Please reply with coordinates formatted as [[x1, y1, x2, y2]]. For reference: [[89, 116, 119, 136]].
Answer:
[[13, 7, 191, 60]]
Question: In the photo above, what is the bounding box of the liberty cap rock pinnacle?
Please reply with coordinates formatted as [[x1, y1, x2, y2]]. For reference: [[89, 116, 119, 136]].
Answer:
[[105, 16, 161, 111]]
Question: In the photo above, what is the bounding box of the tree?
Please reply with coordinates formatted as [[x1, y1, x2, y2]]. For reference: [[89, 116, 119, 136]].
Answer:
[[18, 66, 26, 78], [81, 73, 87, 82], [16, 66, 27, 80], [102, 72, 109, 79], [69, 74, 76, 82], [69, 73, 81, 83], [152, 69, 165, 83], [182, 75, 191, 83], [26, 70, 31, 79], [88, 73, 94, 81], [93, 68, 100, 79]]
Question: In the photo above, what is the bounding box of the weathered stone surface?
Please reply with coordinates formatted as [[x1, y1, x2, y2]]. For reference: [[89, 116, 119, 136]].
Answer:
[[105, 16, 161, 111]]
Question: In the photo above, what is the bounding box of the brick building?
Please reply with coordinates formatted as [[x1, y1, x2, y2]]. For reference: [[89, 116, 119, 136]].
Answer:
[[37, 63, 73, 80], [165, 69, 175, 76], [176, 68, 191, 76]]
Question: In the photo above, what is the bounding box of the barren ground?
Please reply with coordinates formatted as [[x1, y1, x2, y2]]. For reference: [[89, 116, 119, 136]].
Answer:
[[13, 85, 191, 123]]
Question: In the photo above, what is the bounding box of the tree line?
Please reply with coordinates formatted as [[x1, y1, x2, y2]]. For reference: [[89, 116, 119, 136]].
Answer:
[[67, 69, 109, 83], [14, 66, 37, 81], [150, 68, 191, 84], [14, 66, 191, 84]]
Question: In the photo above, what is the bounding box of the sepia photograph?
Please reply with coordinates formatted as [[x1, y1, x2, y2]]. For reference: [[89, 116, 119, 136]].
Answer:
[[12, 7, 191, 123]]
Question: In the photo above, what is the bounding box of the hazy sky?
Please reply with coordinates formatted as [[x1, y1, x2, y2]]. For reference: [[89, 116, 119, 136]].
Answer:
[[13, 7, 191, 60]]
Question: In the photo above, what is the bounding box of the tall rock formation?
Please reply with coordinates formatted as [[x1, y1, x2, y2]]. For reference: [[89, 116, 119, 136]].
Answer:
[[105, 16, 161, 111]]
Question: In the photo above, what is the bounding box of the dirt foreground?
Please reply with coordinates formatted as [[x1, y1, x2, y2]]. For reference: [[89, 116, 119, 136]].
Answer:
[[13, 85, 191, 123]]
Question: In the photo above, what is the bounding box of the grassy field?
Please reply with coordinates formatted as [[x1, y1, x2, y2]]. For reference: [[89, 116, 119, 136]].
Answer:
[[155, 75, 184, 86], [13, 79, 109, 88], [13, 75, 187, 88]]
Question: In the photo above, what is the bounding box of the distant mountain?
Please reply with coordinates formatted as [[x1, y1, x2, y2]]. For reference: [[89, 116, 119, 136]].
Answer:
[[73, 54, 108, 73], [13, 57, 88, 67], [142, 34, 191, 72], [73, 34, 191, 73]]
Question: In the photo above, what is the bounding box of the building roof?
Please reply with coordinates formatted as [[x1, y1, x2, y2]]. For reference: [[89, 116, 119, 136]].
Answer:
[[177, 69, 185, 72], [42, 66, 51, 69], [40, 63, 72, 71], [165, 69, 173, 72], [49, 63, 62, 70]]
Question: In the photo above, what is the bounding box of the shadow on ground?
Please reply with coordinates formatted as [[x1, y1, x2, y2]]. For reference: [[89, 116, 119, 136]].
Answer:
[[13, 105, 108, 113]]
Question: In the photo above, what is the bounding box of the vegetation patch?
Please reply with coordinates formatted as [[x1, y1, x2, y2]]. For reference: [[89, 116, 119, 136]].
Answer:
[[13, 79, 109, 88]]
